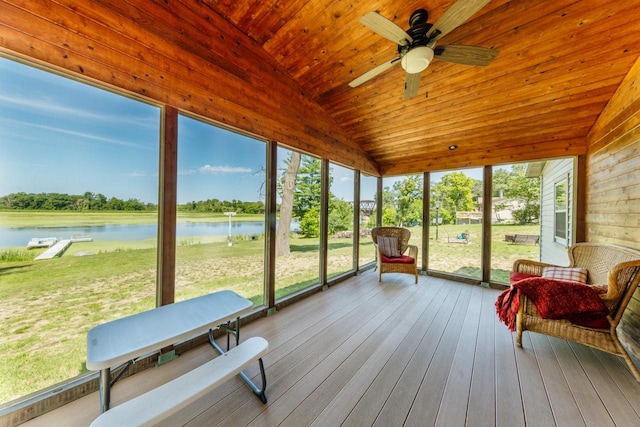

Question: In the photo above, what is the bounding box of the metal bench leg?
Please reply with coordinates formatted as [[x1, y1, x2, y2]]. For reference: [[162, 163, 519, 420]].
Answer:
[[208, 326, 267, 404], [238, 358, 267, 403]]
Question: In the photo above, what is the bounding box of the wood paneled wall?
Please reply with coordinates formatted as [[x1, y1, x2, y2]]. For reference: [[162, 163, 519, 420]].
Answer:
[[586, 56, 640, 362], [0, 0, 378, 175]]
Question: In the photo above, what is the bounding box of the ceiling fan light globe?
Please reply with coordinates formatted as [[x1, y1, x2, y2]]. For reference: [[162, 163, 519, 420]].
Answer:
[[401, 46, 434, 73]]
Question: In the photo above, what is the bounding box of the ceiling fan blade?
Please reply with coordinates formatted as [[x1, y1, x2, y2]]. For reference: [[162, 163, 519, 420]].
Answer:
[[427, 0, 491, 43], [360, 12, 413, 46], [403, 72, 421, 100], [349, 57, 400, 88], [434, 45, 498, 66]]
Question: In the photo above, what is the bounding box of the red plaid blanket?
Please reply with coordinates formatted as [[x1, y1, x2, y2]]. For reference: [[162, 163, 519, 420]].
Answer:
[[495, 277, 609, 331]]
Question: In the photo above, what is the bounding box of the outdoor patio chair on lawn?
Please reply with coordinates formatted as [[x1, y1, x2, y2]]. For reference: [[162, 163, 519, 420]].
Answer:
[[371, 226, 418, 284], [510, 242, 640, 382]]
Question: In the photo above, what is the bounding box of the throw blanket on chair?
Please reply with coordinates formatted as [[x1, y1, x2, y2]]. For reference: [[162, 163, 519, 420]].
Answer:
[[495, 277, 609, 331]]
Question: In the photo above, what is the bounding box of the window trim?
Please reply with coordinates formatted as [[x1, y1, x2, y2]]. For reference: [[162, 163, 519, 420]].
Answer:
[[554, 179, 568, 246]]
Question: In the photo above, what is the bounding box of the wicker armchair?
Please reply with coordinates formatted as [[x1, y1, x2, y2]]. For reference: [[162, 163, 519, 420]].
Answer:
[[513, 242, 640, 381], [371, 226, 418, 284]]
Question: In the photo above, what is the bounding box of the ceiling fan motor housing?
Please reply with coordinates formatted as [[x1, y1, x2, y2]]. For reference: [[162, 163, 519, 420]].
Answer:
[[400, 9, 434, 73]]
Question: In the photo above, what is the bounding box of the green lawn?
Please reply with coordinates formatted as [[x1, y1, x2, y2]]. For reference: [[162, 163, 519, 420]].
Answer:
[[0, 210, 263, 228], [422, 223, 540, 282], [0, 230, 361, 403]]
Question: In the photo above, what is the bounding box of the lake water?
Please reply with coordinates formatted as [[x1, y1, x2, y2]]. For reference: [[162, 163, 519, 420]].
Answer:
[[0, 221, 271, 248]]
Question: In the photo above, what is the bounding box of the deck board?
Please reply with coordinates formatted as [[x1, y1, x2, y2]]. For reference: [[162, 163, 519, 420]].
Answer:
[[20, 271, 640, 427], [530, 333, 587, 427], [341, 279, 450, 427], [514, 333, 554, 427], [403, 283, 472, 427], [434, 285, 483, 427], [466, 288, 497, 427], [549, 338, 615, 427], [303, 279, 443, 426], [372, 278, 465, 427]]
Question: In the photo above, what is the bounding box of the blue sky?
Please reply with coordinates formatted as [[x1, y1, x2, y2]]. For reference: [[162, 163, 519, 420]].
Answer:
[[0, 57, 161, 203], [0, 56, 367, 204], [0, 56, 488, 205]]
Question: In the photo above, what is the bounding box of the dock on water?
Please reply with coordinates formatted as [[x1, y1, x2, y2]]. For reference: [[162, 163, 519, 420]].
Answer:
[[35, 239, 72, 260], [33, 235, 93, 261]]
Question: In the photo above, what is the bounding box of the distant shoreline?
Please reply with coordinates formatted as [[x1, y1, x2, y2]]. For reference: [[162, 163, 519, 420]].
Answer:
[[0, 210, 265, 228]]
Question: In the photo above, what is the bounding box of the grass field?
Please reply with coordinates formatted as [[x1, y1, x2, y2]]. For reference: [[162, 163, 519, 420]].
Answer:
[[0, 211, 539, 404], [0, 210, 263, 228]]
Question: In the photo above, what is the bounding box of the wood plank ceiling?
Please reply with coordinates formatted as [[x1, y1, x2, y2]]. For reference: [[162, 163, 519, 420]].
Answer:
[[199, 0, 640, 175]]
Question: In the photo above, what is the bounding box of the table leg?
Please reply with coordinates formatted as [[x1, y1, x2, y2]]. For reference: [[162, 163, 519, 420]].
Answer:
[[99, 368, 110, 413], [235, 316, 240, 346]]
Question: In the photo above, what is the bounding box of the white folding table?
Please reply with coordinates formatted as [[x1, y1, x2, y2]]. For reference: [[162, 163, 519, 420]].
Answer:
[[86, 290, 260, 413]]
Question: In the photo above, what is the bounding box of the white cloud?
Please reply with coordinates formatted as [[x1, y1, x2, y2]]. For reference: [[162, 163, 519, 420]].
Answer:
[[126, 172, 154, 177], [199, 165, 252, 174], [0, 117, 152, 150], [0, 94, 157, 128]]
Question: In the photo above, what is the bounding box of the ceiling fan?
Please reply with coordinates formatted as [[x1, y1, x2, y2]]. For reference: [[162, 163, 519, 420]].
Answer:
[[349, 0, 499, 99]]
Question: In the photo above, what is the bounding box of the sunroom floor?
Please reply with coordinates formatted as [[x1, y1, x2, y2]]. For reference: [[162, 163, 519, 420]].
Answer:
[[22, 270, 640, 426]]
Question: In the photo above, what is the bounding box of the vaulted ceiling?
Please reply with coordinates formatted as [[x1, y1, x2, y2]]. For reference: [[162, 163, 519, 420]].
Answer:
[[2, 1, 639, 176], [201, 0, 640, 174]]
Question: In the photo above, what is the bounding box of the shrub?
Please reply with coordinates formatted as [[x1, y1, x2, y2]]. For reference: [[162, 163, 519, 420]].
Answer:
[[0, 249, 33, 262], [299, 207, 320, 237]]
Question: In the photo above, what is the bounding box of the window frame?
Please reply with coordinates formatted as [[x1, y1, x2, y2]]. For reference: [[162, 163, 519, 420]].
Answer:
[[554, 179, 568, 246]]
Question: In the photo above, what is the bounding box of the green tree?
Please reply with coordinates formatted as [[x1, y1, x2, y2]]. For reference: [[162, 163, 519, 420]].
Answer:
[[299, 206, 320, 237], [432, 172, 476, 224], [492, 168, 511, 197], [107, 197, 124, 210], [504, 164, 540, 224], [392, 174, 423, 226], [381, 205, 398, 225], [328, 199, 353, 235], [292, 157, 322, 221]]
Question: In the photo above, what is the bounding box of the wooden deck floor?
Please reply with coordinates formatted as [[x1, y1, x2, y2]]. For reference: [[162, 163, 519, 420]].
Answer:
[[22, 271, 640, 426]]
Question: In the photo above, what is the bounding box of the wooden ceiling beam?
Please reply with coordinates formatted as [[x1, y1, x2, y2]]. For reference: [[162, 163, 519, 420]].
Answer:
[[379, 137, 585, 176]]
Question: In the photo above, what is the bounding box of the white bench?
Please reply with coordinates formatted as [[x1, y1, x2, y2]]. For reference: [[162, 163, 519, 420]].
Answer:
[[90, 337, 268, 427]]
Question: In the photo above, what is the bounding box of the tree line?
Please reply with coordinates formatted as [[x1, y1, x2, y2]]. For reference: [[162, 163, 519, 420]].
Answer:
[[274, 155, 542, 254], [1, 164, 539, 235], [0, 191, 266, 214], [383, 164, 540, 227], [178, 199, 265, 214], [0, 192, 155, 211]]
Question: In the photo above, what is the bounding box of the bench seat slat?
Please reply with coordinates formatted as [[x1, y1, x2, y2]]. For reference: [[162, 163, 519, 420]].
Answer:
[[90, 337, 268, 427]]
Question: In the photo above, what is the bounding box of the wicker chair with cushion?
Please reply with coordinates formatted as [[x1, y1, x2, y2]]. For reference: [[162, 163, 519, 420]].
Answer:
[[371, 226, 418, 284], [512, 242, 640, 381]]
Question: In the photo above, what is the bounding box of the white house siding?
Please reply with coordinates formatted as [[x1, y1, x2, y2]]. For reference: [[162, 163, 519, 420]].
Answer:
[[539, 157, 576, 265]]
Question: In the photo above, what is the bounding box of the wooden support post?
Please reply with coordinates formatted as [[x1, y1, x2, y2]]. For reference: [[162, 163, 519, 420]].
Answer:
[[319, 158, 329, 285], [157, 106, 177, 307], [481, 165, 492, 285], [353, 170, 361, 272], [265, 141, 277, 309]]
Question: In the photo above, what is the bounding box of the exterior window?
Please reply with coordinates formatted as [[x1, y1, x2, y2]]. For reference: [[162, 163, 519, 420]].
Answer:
[[489, 164, 540, 283], [359, 173, 378, 267], [175, 114, 266, 305], [554, 181, 568, 245], [0, 57, 160, 403], [327, 162, 355, 279], [428, 169, 481, 278], [275, 147, 321, 299], [382, 174, 423, 269]]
